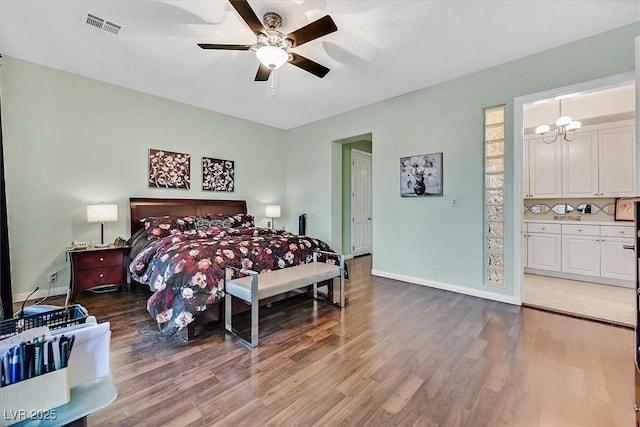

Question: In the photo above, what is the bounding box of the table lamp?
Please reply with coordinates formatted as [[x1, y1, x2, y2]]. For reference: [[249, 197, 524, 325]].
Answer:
[[265, 204, 281, 230], [87, 203, 118, 246]]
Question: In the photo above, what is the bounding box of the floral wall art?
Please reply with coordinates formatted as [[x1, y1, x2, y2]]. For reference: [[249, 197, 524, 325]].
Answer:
[[148, 149, 191, 190], [202, 157, 235, 192], [400, 152, 443, 197]]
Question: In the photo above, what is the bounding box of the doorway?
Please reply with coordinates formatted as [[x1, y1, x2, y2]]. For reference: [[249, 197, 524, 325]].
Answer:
[[514, 72, 637, 325], [351, 149, 372, 256]]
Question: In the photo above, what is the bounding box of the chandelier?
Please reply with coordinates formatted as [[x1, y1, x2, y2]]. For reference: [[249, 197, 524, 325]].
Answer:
[[534, 99, 581, 143]]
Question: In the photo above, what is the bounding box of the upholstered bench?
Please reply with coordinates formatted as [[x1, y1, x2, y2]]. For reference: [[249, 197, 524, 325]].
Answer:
[[224, 250, 345, 347]]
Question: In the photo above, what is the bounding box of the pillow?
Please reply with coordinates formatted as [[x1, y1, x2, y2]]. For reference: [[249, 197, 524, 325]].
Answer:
[[227, 213, 255, 228], [127, 228, 154, 259], [207, 213, 255, 228], [142, 216, 182, 239], [193, 216, 230, 229]]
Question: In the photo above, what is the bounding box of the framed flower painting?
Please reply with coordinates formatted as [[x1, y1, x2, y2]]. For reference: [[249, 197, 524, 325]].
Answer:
[[202, 157, 235, 192], [400, 152, 443, 197], [148, 148, 190, 190]]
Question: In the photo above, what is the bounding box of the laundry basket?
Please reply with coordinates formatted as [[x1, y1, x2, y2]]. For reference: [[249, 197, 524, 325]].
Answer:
[[0, 305, 88, 340]]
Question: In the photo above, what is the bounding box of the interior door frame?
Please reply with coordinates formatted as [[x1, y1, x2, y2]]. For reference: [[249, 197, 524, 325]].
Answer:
[[351, 148, 372, 256], [513, 71, 636, 304]]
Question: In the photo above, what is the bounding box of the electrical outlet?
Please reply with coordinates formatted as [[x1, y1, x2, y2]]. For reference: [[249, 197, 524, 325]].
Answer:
[[267, 221, 271, 228], [452, 199, 459, 207], [48, 272, 57, 283]]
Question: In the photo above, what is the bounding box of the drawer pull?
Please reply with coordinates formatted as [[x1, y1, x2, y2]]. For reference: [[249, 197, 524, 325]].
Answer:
[[99, 257, 104, 262], [99, 273, 104, 278], [623, 245, 635, 250]]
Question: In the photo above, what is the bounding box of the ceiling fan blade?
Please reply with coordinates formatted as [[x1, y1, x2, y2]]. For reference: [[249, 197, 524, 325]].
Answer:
[[255, 64, 272, 81], [286, 15, 337, 47], [289, 53, 330, 78], [229, 0, 264, 36], [198, 43, 252, 50]]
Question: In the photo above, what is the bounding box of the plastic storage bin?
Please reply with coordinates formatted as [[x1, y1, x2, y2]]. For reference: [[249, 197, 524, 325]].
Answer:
[[0, 305, 88, 340]]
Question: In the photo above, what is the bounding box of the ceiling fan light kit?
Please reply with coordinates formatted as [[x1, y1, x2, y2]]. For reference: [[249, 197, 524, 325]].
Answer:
[[198, 0, 337, 81], [256, 46, 288, 69]]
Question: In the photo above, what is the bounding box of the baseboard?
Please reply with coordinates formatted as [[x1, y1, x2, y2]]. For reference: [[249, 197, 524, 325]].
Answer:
[[13, 286, 69, 303], [524, 268, 634, 288], [371, 269, 520, 306]]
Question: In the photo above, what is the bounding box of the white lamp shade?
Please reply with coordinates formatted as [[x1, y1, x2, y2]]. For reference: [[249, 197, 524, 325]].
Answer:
[[565, 120, 581, 131], [535, 124, 550, 135], [555, 115, 573, 127], [256, 46, 288, 69], [265, 205, 281, 218], [87, 204, 118, 223]]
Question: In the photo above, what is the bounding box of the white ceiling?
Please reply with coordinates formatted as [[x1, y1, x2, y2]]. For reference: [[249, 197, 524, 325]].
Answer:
[[524, 83, 636, 129], [1, 1, 639, 130]]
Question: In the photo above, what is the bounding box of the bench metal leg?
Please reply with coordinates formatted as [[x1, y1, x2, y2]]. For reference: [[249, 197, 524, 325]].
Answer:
[[311, 252, 345, 308], [225, 290, 232, 335], [225, 268, 259, 348]]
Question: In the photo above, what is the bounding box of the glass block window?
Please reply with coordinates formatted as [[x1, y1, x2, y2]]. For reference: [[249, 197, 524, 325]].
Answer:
[[484, 106, 505, 287]]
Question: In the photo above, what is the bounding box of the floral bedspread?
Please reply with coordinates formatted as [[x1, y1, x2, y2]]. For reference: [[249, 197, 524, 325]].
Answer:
[[129, 226, 340, 337]]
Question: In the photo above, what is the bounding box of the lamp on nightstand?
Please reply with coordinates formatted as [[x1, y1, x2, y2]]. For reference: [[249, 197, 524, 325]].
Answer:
[[87, 203, 118, 246], [265, 204, 281, 230]]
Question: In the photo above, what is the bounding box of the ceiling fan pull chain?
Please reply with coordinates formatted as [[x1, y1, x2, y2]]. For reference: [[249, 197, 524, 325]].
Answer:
[[270, 71, 276, 97]]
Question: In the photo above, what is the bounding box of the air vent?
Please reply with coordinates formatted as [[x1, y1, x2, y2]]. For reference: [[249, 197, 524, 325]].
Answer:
[[86, 13, 104, 30], [103, 21, 121, 35], [85, 13, 122, 35]]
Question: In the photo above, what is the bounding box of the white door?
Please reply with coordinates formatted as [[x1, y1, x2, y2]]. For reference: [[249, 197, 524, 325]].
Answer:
[[351, 150, 372, 256]]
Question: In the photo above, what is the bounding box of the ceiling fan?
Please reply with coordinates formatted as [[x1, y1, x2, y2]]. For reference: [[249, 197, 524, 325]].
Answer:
[[198, 0, 337, 81]]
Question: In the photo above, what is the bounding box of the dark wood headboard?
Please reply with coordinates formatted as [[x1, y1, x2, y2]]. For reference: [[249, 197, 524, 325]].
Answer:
[[130, 198, 248, 234]]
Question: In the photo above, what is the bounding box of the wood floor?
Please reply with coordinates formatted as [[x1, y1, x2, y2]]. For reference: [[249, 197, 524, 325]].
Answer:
[[31, 256, 635, 426], [524, 274, 636, 328]]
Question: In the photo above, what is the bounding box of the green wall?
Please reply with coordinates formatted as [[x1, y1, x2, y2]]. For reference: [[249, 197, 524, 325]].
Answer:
[[341, 140, 372, 254], [2, 22, 638, 304], [1, 57, 286, 299], [285, 22, 639, 303]]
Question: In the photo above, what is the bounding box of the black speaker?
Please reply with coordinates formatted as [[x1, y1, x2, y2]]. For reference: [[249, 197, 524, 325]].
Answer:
[[298, 214, 306, 235]]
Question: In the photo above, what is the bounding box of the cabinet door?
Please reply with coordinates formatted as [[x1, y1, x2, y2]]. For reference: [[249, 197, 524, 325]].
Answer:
[[528, 232, 561, 271], [599, 125, 635, 197], [523, 138, 531, 198], [528, 137, 562, 198], [601, 237, 635, 281], [523, 224, 528, 268], [562, 130, 598, 197], [561, 235, 600, 276]]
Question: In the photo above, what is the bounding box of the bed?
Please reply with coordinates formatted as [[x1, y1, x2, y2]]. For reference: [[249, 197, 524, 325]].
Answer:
[[127, 197, 343, 339]]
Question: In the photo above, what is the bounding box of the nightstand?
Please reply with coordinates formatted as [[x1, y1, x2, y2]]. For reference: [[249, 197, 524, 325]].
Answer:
[[68, 246, 129, 302]]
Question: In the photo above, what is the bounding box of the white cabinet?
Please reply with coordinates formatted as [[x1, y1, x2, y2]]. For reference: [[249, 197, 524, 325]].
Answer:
[[522, 223, 528, 268], [599, 125, 636, 197], [561, 225, 600, 276], [526, 223, 561, 271], [524, 136, 562, 199], [600, 225, 636, 281], [562, 130, 599, 197], [525, 121, 635, 198], [524, 221, 635, 286]]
